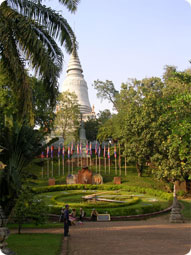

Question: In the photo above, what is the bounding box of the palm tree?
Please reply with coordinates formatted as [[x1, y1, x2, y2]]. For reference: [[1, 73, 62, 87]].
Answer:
[[0, 0, 80, 121]]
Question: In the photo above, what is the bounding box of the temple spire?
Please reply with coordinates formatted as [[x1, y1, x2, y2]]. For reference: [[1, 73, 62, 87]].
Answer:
[[60, 49, 92, 115]]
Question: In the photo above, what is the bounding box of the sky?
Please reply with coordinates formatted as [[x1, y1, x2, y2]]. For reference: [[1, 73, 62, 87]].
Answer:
[[53, 0, 191, 113], [7, 0, 191, 113]]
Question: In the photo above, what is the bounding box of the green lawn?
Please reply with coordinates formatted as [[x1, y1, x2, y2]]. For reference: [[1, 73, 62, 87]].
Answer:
[[26, 158, 170, 192], [35, 188, 170, 216], [180, 199, 191, 221], [7, 234, 62, 255]]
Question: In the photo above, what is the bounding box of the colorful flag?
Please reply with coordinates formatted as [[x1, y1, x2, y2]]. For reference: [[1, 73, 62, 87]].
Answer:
[[67, 146, 70, 158], [71, 143, 73, 155], [114, 145, 117, 158], [90, 142, 92, 155], [104, 145, 106, 158], [77, 144, 79, 155], [41, 151, 45, 158], [46, 146, 49, 158], [51, 146, 54, 158], [62, 146, 65, 159], [58, 146, 61, 158], [108, 146, 110, 159], [95, 142, 97, 155], [80, 143, 82, 155], [98, 145, 101, 157], [86, 143, 89, 155]]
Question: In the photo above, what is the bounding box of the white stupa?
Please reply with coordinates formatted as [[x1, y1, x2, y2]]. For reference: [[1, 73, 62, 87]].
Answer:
[[60, 50, 93, 116]]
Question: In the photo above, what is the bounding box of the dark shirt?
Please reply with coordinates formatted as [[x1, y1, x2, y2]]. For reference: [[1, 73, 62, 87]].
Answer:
[[64, 209, 69, 221]]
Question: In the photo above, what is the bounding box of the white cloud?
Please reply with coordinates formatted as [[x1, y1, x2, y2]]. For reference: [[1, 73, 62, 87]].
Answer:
[[185, 0, 191, 6]]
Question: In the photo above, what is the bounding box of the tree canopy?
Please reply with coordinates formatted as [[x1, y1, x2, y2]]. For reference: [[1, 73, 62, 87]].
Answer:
[[96, 67, 191, 181], [53, 91, 80, 143]]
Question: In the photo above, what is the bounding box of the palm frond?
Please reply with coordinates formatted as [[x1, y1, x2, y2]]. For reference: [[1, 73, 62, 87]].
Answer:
[[0, 6, 32, 118], [8, 0, 80, 13], [7, 0, 78, 52]]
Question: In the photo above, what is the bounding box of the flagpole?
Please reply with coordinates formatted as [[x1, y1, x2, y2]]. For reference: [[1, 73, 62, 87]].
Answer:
[[119, 143, 121, 176], [104, 145, 106, 174], [41, 152, 44, 179], [86, 143, 89, 167], [125, 144, 127, 176], [51, 160, 54, 177], [109, 158, 110, 175], [80, 143, 82, 168], [96, 155, 97, 173], [89, 142, 92, 169], [108, 144, 110, 175], [62, 146, 65, 176], [58, 158, 60, 176], [47, 159, 49, 178], [99, 157, 101, 174], [115, 158, 117, 175], [51, 146, 54, 177], [62, 158, 65, 176], [105, 157, 106, 174], [77, 143, 79, 167], [71, 143, 73, 174], [46, 146, 49, 178], [125, 156, 127, 176]]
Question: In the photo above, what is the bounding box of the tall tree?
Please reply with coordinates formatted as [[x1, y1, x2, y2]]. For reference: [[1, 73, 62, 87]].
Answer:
[[93, 80, 119, 110], [53, 91, 80, 143], [84, 109, 112, 141], [0, 0, 79, 121]]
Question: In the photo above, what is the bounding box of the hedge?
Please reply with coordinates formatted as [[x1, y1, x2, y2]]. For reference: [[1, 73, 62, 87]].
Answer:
[[33, 184, 173, 201]]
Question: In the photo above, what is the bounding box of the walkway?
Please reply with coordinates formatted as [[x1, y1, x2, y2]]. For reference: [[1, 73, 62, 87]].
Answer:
[[60, 217, 191, 255], [11, 216, 191, 255]]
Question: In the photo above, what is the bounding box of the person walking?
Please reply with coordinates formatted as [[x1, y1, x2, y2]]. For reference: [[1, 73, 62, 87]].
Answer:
[[63, 204, 70, 240]]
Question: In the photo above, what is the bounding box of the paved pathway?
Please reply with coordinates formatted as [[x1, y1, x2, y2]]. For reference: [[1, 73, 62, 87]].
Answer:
[[11, 216, 191, 255], [60, 218, 191, 255]]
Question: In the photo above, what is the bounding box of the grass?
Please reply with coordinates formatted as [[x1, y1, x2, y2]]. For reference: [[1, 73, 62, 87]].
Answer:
[[180, 199, 191, 221], [7, 234, 62, 255], [26, 158, 170, 192], [35, 189, 170, 216]]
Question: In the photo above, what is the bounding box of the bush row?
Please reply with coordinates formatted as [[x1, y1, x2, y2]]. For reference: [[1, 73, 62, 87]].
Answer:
[[33, 184, 172, 201], [48, 201, 168, 216], [50, 193, 140, 209]]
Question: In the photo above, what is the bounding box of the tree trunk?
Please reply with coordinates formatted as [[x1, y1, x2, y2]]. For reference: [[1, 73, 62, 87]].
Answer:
[[136, 163, 143, 177], [18, 222, 22, 234]]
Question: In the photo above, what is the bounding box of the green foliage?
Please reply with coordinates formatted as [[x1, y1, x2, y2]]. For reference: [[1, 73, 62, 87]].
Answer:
[[12, 187, 48, 234], [53, 91, 80, 142], [179, 200, 191, 220], [31, 77, 56, 132], [84, 117, 99, 141], [0, 121, 44, 216], [84, 109, 112, 141], [33, 184, 172, 216], [93, 80, 119, 109], [33, 184, 172, 201], [97, 67, 191, 182], [33, 186, 171, 216], [0, 0, 78, 120]]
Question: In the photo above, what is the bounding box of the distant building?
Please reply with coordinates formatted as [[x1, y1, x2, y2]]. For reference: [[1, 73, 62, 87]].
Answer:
[[60, 49, 95, 120]]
